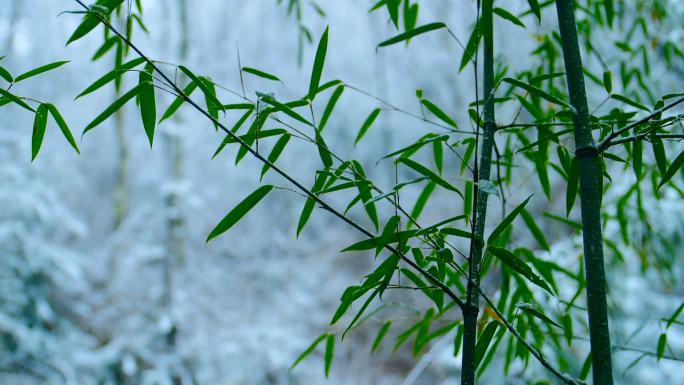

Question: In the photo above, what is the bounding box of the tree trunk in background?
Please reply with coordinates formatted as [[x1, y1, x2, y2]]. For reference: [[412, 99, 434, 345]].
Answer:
[[159, 0, 190, 354], [3, 0, 20, 53], [113, 106, 128, 229], [113, 13, 129, 230], [554, 1, 614, 384], [461, 0, 496, 384]]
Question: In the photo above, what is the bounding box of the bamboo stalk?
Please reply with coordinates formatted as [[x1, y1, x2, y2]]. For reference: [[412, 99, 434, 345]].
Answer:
[[462, 0, 496, 383], [554, 1, 614, 383]]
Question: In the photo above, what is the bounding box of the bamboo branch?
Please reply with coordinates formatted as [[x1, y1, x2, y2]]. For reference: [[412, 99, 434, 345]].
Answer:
[[598, 97, 684, 152]]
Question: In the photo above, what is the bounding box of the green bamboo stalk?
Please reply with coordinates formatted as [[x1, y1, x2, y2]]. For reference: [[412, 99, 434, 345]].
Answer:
[[462, 0, 496, 383], [554, 1, 614, 383]]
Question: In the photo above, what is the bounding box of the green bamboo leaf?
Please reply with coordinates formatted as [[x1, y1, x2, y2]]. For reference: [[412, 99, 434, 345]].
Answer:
[[178, 66, 223, 108], [46, 104, 80, 154], [83, 83, 142, 135], [488, 246, 554, 294], [241, 66, 282, 82], [315, 132, 333, 168], [290, 333, 328, 370], [353, 161, 379, 229], [31, 104, 49, 161], [260, 134, 291, 179], [0, 88, 35, 112], [605, 0, 614, 27], [297, 174, 328, 237], [410, 181, 436, 223], [433, 140, 444, 174], [318, 85, 344, 132], [503, 78, 570, 108], [308, 27, 329, 99], [220, 103, 255, 111], [579, 353, 592, 380], [475, 321, 500, 368], [77, 57, 146, 99], [261, 96, 312, 126], [520, 209, 550, 251], [488, 195, 532, 243], [371, 321, 392, 353], [611, 94, 650, 112], [459, 21, 481, 72], [561, 314, 573, 345], [206, 185, 274, 242], [15, 61, 69, 82], [566, 157, 579, 217], [666, 302, 684, 329], [159, 81, 198, 123], [658, 150, 684, 190], [377, 22, 447, 47], [603, 70, 613, 94], [399, 158, 463, 197], [0, 66, 13, 82], [517, 303, 561, 328], [527, 0, 541, 22], [67, 0, 124, 44], [657, 333, 667, 361], [91, 36, 118, 60], [341, 230, 416, 252], [493, 7, 525, 28], [381, 134, 449, 160], [324, 334, 335, 377], [652, 136, 667, 175], [440, 227, 472, 239], [139, 64, 156, 147], [421, 99, 458, 128], [355, 108, 381, 145]]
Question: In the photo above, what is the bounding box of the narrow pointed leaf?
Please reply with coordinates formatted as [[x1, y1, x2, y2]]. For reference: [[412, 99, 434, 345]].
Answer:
[[241, 66, 281, 82], [77, 57, 146, 99], [290, 333, 327, 370], [520, 209, 550, 251], [371, 321, 392, 352], [206, 185, 274, 242], [318, 85, 344, 132], [488, 246, 553, 294], [421, 99, 458, 128], [83, 83, 142, 135], [31, 104, 49, 161], [308, 27, 329, 99], [475, 321, 500, 368], [159, 81, 198, 122], [377, 22, 446, 47], [503, 78, 570, 108], [0, 66, 13, 82], [488, 195, 532, 243], [0, 88, 35, 112], [493, 7, 525, 28], [46, 104, 79, 154], [261, 134, 291, 178], [139, 64, 156, 147], [15, 61, 69, 82], [657, 333, 667, 361], [297, 174, 328, 236], [517, 303, 561, 328], [658, 150, 684, 190], [355, 108, 381, 144], [399, 158, 463, 197], [324, 335, 335, 377]]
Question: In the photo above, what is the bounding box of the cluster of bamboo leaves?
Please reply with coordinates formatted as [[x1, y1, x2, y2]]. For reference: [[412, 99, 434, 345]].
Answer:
[[3, 0, 684, 383]]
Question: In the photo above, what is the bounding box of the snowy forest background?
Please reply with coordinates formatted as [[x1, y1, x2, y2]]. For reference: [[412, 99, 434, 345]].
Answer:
[[1, 1, 684, 384]]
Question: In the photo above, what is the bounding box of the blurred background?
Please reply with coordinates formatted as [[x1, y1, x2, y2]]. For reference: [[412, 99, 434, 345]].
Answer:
[[1, 1, 683, 384]]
